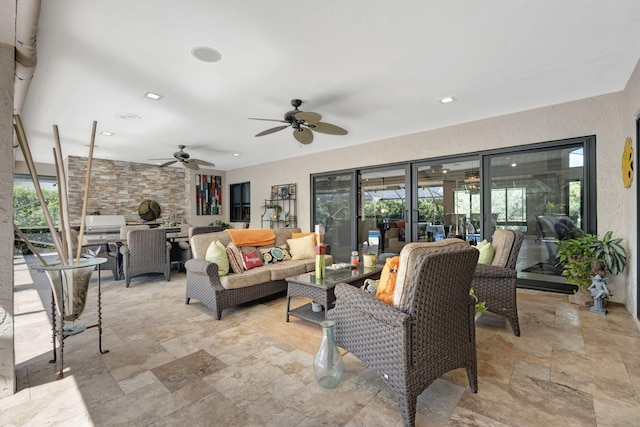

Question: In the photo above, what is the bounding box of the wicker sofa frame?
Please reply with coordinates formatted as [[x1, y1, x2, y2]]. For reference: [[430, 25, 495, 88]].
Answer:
[[328, 246, 479, 427], [185, 227, 331, 320]]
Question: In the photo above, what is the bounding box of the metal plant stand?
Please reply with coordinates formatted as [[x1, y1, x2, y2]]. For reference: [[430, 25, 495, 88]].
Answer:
[[32, 257, 109, 379]]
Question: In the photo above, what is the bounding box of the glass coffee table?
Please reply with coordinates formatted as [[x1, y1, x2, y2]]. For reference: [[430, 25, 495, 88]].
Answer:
[[285, 264, 383, 324]]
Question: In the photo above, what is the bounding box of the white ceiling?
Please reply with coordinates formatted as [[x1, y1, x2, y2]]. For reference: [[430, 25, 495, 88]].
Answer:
[[16, 0, 640, 171]]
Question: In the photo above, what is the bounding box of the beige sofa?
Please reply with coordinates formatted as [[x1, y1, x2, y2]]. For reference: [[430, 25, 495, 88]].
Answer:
[[185, 227, 333, 319]]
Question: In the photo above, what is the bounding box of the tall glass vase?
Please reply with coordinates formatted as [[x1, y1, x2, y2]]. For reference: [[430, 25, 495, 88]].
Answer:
[[313, 320, 343, 388]]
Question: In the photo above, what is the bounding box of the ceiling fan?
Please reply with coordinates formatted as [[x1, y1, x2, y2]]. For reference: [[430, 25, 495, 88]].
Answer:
[[250, 99, 348, 145], [150, 145, 214, 170]]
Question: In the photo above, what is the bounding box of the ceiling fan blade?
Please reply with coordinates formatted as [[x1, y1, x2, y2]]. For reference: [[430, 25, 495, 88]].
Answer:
[[149, 157, 175, 161], [293, 128, 313, 145], [255, 125, 290, 137], [311, 122, 348, 135], [294, 111, 322, 125], [192, 158, 215, 166], [183, 160, 200, 170], [249, 118, 289, 123], [158, 160, 178, 167]]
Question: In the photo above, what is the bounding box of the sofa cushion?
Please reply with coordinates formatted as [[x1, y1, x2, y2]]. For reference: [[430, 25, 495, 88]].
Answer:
[[274, 227, 301, 247], [393, 239, 470, 310], [265, 261, 307, 280], [259, 245, 291, 263], [205, 240, 229, 276], [491, 230, 515, 267], [219, 268, 272, 290], [287, 234, 316, 260], [375, 256, 400, 305]]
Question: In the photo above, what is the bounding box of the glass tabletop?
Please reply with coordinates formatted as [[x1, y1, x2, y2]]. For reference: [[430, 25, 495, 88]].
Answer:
[[30, 257, 108, 271], [288, 264, 382, 287]]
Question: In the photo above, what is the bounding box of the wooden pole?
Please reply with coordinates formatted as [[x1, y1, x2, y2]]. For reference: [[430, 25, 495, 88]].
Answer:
[[53, 125, 73, 261], [14, 114, 67, 265], [13, 223, 49, 266], [53, 147, 69, 260], [75, 120, 97, 263]]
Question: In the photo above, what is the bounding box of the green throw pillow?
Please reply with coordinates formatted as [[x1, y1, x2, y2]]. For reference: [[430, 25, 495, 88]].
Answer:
[[476, 241, 495, 265], [205, 240, 230, 276]]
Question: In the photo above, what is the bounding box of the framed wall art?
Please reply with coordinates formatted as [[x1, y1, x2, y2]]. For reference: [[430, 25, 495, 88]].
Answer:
[[195, 174, 222, 215]]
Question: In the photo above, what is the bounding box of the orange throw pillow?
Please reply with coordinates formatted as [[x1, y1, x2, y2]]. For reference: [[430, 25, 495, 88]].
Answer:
[[375, 256, 400, 305]]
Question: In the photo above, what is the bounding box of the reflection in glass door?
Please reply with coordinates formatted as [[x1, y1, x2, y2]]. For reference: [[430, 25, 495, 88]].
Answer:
[[359, 167, 408, 255], [486, 144, 588, 291], [413, 157, 481, 243], [312, 173, 355, 262]]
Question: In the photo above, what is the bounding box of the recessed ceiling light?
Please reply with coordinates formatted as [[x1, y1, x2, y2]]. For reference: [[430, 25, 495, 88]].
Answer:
[[442, 169, 448, 173], [232, 153, 240, 157], [191, 46, 222, 63], [511, 163, 517, 167], [143, 91, 163, 101], [100, 131, 114, 136], [115, 112, 141, 120], [439, 96, 456, 104]]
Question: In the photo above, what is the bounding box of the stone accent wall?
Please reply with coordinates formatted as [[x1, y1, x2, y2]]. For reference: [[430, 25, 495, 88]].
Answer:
[[67, 156, 190, 225]]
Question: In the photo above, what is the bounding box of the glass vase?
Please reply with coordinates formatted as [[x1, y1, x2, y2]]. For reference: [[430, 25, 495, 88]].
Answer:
[[313, 320, 344, 388]]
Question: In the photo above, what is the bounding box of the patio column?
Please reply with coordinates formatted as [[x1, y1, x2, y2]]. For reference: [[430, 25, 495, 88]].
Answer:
[[0, 0, 16, 397]]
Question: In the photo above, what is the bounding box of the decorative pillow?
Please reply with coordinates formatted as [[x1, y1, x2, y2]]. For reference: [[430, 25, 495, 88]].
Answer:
[[278, 245, 292, 260], [287, 234, 316, 260], [259, 245, 290, 263], [240, 250, 264, 270], [226, 243, 244, 274], [476, 240, 495, 265], [205, 240, 230, 276], [259, 247, 275, 264], [291, 232, 318, 245], [375, 256, 400, 305]]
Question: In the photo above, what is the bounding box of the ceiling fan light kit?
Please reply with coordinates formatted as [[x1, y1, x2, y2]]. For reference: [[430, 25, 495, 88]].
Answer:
[[251, 99, 348, 145]]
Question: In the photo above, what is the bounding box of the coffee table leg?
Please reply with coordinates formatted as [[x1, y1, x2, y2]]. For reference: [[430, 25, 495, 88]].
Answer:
[[285, 295, 291, 322]]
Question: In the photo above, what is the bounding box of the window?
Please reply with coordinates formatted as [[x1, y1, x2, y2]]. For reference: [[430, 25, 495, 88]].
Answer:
[[230, 182, 250, 222]]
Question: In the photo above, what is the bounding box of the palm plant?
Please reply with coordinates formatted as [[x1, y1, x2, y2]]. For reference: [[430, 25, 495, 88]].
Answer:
[[555, 231, 627, 289]]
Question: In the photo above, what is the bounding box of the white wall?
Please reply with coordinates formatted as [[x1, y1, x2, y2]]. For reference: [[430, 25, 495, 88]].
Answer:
[[621, 59, 640, 322], [227, 88, 637, 308]]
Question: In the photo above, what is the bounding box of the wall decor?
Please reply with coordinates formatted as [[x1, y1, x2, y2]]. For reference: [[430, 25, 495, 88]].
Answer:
[[622, 137, 634, 188], [196, 174, 222, 215]]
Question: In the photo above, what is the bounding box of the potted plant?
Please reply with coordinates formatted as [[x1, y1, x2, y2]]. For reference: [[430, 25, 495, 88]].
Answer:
[[470, 288, 487, 320], [555, 231, 627, 306], [209, 219, 231, 231]]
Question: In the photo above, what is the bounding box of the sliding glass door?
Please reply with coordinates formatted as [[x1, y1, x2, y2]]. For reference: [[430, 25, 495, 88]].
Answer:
[[413, 157, 481, 243], [359, 166, 409, 255], [483, 139, 594, 292], [312, 172, 356, 262]]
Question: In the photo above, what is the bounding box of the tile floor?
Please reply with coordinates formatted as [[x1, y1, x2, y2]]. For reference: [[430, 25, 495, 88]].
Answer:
[[2, 254, 640, 426]]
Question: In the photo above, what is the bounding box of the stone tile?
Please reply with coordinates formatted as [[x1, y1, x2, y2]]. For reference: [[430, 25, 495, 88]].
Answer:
[[150, 349, 226, 393], [550, 347, 637, 404], [8, 258, 640, 426]]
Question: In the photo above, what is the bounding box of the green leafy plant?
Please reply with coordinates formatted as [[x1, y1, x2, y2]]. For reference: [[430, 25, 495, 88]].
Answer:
[[470, 289, 487, 314], [209, 219, 231, 230], [555, 231, 627, 289]]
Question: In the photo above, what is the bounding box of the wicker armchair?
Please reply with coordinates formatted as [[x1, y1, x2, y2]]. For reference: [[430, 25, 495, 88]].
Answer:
[[327, 246, 479, 427], [471, 229, 524, 336], [120, 228, 171, 287]]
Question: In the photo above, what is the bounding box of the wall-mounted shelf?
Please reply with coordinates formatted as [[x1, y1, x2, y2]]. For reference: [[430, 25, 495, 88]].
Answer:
[[262, 183, 297, 229]]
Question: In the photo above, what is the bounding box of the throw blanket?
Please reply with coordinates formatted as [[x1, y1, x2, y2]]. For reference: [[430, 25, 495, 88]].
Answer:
[[226, 228, 276, 247]]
